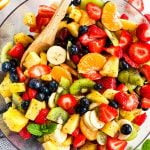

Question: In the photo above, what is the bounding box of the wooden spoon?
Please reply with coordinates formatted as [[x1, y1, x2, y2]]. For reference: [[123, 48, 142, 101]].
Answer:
[[20, 0, 71, 67]]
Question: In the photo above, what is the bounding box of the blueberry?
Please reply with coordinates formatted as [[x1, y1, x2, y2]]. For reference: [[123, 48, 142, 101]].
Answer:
[[2, 61, 11, 72], [80, 97, 90, 108], [142, 108, 149, 111], [120, 59, 130, 70], [76, 105, 88, 115], [10, 59, 18, 68], [68, 35, 76, 43], [29, 79, 42, 90], [40, 86, 50, 95], [94, 83, 103, 91], [21, 101, 30, 110], [72, 0, 81, 6], [48, 80, 58, 92], [121, 124, 132, 135], [9, 67, 17, 74], [10, 73, 19, 82], [69, 45, 79, 55], [36, 93, 45, 101], [82, 47, 89, 55], [105, 38, 113, 47], [62, 14, 74, 23], [44, 95, 50, 102], [79, 25, 88, 35], [109, 100, 119, 109]]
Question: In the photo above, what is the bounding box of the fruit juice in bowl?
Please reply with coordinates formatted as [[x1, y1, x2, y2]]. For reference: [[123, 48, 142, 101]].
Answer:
[[0, 0, 150, 150]]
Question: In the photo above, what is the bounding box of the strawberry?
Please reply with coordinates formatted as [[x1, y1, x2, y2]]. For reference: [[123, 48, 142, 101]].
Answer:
[[114, 92, 139, 111], [136, 23, 150, 42], [86, 3, 102, 20], [8, 43, 24, 59], [36, 15, 50, 29], [30, 26, 40, 33], [22, 92, 30, 101], [144, 14, 150, 22], [99, 104, 118, 123], [140, 84, 150, 99], [119, 30, 132, 50], [82, 70, 102, 80], [140, 64, 150, 82], [72, 127, 80, 137], [27, 88, 37, 100], [28, 64, 51, 78], [116, 84, 128, 92], [16, 67, 26, 82], [141, 98, 150, 109], [19, 127, 31, 140], [71, 55, 80, 64], [79, 33, 94, 46], [128, 0, 144, 12], [106, 137, 127, 150], [133, 113, 147, 126], [120, 14, 129, 20], [88, 39, 106, 53], [73, 134, 86, 148], [88, 25, 107, 39], [104, 46, 123, 58], [97, 145, 106, 150]]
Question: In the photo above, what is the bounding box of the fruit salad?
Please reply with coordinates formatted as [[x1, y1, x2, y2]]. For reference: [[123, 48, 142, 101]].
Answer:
[[0, 0, 150, 150]]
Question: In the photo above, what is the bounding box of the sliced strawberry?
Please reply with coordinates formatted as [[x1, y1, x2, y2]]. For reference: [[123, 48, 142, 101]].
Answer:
[[114, 92, 139, 111], [119, 30, 132, 50], [99, 104, 118, 123], [88, 25, 107, 39], [107, 137, 127, 150], [140, 64, 150, 82], [28, 64, 51, 78], [19, 127, 31, 140], [79, 33, 94, 46], [97, 145, 106, 150], [144, 14, 150, 22], [141, 98, 150, 109], [8, 43, 24, 59], [133, 113, 147, 126], [82, 70, 102, 80], [120, 14, 129, 20], [73, 133, 86, 148], [140, 84, 150, 99], [86, 3, 102, 20], [30, 26, 41, 33], [123, 53, 139, 68], [16, 67, 26, 82], [88, 39, 106, 53], [28, 88, 37, 100], [72, 127, 80, 137], [104, 46, 123, 58], [136, 23, 150, 42], [116, 84, 128, 92], [22, 92, 30, 101], [128, 0, 144, 12]]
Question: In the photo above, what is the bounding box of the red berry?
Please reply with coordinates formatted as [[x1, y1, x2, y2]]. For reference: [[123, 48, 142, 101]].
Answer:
[[71, 55, 80, 64], [16, 67, 26, 82], [19, 127, 31, 140], [140, 64, 150, 82], [140, 84, 150, 99], [79, 33, 94, 46], [120, 14, 129, 20], [116, 84, 128, 92], [144, 14, 150, 22], [27, 88, 37, 100], [73, 134, 86, 148], [141, 98, 150, 109], [133, 113, 147, 126], [72, 127, 80, 137]]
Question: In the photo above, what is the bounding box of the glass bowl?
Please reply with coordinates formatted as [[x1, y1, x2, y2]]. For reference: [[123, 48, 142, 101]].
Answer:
[[0, 0, 149, 149]]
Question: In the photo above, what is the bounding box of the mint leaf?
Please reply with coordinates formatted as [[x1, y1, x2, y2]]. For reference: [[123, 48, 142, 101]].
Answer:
[[142, 139, 150, 150], [41, 123, 57, 134], [27, 124, 43, 136]]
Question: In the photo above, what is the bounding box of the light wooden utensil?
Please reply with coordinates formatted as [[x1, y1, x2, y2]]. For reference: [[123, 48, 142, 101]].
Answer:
[[20, 0, 71, 67]]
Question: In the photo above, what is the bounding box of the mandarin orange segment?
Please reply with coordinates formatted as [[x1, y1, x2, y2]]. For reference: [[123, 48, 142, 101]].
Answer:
[[101, 1, 122, 31], [78, 53, 106, 74], [51, 66, 72, 82]]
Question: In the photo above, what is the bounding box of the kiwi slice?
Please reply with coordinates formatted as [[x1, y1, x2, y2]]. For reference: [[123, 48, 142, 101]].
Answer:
[[127, 124, 139, 141], [118, 70, 130, 83], [59, 77, 71, 90]]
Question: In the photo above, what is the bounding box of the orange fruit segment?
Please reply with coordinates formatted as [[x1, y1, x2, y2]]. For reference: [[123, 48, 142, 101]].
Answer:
[[101, 1, 122, 31], [51, 66, 72, 82], [78, 53, 106, 74]]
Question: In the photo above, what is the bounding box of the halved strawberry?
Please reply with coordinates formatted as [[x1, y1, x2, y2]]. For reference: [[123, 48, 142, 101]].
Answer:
[[128, 0, 144, 12], [114, 92, 139, 111], [136, 23, 150, 42], [144, 14, 150, 22], [119, 30, 132, 50], [88, 39, 106, 53], [16, 67, 26, 82], [86, 3, 102, 20], [88, 25, 107, 39], [120, 14, 129, 20], [99, 104, 118, 123], [79, 33, 94, 46], [106, 137, 127, 150], [140, 64, 150, 82], [28, 64, 51, 78], [82, 70, 102, 80], [129, 42, 150, 64], [140, 84, 150, 99], [133, 113, 147, 126], [28, 88, 37, 100], [116, 84, 128, 92], [22, 92, 30, 101], [73, 133, 86, 148], [97, 145, 106, 150], [19, 127, 31, 140], [141, 98, 150, 109], [104, 46, 123, 58]]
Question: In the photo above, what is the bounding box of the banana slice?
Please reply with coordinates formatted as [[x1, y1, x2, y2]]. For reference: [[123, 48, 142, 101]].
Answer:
[[58, 146, 70, 150], [90, 110, 105, 130], [47, 46, 66, 65], [48, 92, 57, 108]]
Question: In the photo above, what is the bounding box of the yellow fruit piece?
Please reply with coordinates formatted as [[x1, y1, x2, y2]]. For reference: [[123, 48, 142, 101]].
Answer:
[[78, 53, 106, 74], [102, 120, 119, 137], [67, 22, 80, 37], [103, 89, 118, 100], [100, 56, 119, 77], [62, 114, 80, 134], [69, 8, 82, 23], [24, 70, 29, 77], [102, 2, 122, 31], [51, 66, 72, 83], [43, 140, 58, 150], [10, 83, 25, 93], [0, 0, 10, 10], [41, 74, 52, 81], [3, 107, 29, 132], [0, 74, 12, 98], [58, 21, 68, 31], [23, 12, 36, 27], [40, 52, 47, 65], [87, 90, 108, 104], [80, 142, 97, 150], [120, 19, 138, 31], [62, 136, 72, 146], [25, 99, 46, 120], [23, 52, 41, 68], [14, 32, 33, 47]]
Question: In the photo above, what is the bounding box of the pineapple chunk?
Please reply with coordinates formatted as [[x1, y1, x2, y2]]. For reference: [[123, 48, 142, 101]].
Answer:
[[80, 142, 97, 150], [25, 98, 46, 120], [10, 83, 25, 93], [41, 74, 52, 81], [102, 120, 119, 137], [67, 22, 80, 37], [58, 21, 67, 31], [100, 56, 119, 77], [23, 52, 41, 68], [69, 8, 82, 23], [62, 136, 72, 146], [87, 90, 108, 104], [0, 74, 12, 97], [62, 114, 80, 134], [43, 140, 58, 150], [23, 12, 36, 27], [103, 89, 118, 100], [40, 52, 47, 65], [3, 107, 29, 132], [14, 32, 33, 47]]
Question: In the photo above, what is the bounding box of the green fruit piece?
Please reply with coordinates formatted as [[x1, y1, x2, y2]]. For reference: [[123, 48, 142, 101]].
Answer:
[[125, 83, 137, 93], [47, 107, 69, 124], [41, 123, 57, 135], [70, 78, 95, 95], [118, 70, 129, 83], [59, 77, 71, 90], [142, 139, 150, 150], [128, 75, 145, 86], [61, 89, 69, 95], [80, 0, 104, 9], [0, 42, 13, 63], [54, 87, 64, 103], [97, 131, 107, 145]]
